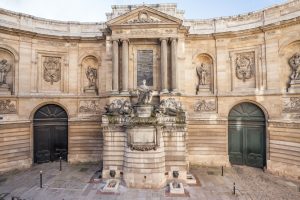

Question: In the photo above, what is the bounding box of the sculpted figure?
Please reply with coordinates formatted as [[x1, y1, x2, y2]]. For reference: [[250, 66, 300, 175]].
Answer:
[[86, 66, 97, 88], [196, 63, 207, 85], [289, 53, 300, 80], [0, 59, 11, 85], [137, 79, 153, 104]]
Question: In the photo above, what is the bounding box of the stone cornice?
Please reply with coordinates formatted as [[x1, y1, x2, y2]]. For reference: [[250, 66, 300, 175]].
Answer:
[[0, 1, 299, 39]]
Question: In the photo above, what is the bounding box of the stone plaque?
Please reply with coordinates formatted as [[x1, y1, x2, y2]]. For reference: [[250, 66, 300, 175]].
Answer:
[[137, 50, 153, 86]]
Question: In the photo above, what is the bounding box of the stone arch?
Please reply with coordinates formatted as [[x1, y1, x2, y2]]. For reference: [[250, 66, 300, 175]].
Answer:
[[193, 53, 214, 94], [81, 55, 100, 95], [0, 45, 19, 95], [227, 99, 269, 121], [29, 101, 70, 120]]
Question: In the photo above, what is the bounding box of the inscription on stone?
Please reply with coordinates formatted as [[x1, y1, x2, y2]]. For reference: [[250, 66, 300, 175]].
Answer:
[[137, 50, 153, 86]]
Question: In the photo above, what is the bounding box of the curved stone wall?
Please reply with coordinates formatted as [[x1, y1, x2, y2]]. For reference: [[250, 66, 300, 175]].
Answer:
[[0, 1, 300, 179]]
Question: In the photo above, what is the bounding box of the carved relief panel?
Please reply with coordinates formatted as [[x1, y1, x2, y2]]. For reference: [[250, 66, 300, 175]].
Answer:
[[81, 56, 99, 95], [283, 97, 300, 113], [37, 52, 68, 93], [230, 49, 259, 91], [79, 100, 101, 114], [194, 54, 213, 94], [0, 99, 17, 114], [194, 98, 217, 112], [0, 49, 14, 95]]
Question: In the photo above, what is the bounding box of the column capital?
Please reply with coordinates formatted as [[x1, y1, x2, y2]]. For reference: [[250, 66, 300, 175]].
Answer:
[[120, 38, 130, 43], [170, 37, 178, 42], [159, 38, 168, 42], [112, 39, 120, 44]]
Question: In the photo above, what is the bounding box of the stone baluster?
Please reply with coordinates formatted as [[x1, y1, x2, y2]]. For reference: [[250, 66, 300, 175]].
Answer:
[[112, 39, 119, 93], [171, 38, 178, 93], [160, 38, 168, 93], [121, 39, 129, 93]]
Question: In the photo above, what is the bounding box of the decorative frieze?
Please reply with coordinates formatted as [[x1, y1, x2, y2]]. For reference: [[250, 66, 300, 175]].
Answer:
[[43, 56, 61, 85], [194, 99, 216, 112], [79, 100, 101, 114], [283, 97, 300, 113], [0, 99, 17, 114], [235, 51, 255, 82]]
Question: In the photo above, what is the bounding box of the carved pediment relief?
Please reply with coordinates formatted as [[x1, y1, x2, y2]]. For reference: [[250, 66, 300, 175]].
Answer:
[[107, 6, 182, 27]]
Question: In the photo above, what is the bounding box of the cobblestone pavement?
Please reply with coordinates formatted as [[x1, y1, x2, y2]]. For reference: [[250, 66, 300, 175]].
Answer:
[[0, 162, 300, 200]]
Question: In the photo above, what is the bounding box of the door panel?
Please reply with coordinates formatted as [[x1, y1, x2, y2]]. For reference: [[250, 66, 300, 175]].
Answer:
[[34, 126, 51, 163], [228, 103, 266, 168], [245, 127, 264, 168], [228, 126, 243, 165], [34, 104, 68, 164]]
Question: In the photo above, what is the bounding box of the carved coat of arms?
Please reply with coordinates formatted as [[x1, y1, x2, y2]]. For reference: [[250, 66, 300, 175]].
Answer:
[[235, 52, 255, 82], [43, 57, 61, 85]]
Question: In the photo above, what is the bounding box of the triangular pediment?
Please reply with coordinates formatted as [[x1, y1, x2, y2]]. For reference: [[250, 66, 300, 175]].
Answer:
[[107, 6, 182, 27]]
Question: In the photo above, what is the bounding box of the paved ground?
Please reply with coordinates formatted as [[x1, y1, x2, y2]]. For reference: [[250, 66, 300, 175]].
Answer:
[[0, 162, 300, 200]]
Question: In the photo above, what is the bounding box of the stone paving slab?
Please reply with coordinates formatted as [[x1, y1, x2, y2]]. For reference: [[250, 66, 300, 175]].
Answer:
[[0, 162, 300, 200]]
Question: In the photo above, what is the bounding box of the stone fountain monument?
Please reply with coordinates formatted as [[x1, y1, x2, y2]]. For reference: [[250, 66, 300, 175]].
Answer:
[[101, 80, 187, 188]]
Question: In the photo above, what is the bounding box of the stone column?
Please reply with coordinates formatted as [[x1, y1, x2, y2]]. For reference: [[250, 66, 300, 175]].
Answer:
[[160, 38, 168, 93], [121, 39, 129, 93], [112, 39, 119, 93], [171, 38, 178, 93]]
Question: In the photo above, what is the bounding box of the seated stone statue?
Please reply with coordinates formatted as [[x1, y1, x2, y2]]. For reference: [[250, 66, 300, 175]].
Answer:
[[137, 79, 153, 105]]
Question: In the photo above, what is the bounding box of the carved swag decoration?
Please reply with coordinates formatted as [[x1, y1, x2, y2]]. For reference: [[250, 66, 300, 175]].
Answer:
[[0, 99, 16, 114], [289, 53, 300, 81], [235, 52, 255, 82], [43, 56, 61, 85]]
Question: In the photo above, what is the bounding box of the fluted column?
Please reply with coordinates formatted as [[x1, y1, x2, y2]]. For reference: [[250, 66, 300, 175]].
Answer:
[[112, 39, 119, 92], [160, 38, 168, 93], [171, 38, 178, 93], [121, 39, 129, 93]]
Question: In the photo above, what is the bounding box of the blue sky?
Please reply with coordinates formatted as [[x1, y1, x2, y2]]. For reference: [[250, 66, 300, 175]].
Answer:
[[0, 0, 287, 22]]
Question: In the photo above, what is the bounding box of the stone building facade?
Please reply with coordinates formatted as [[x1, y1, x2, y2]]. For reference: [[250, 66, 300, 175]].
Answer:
[[1, 1, 300, 179]]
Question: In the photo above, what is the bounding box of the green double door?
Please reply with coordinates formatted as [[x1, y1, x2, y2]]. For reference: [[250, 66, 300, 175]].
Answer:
[[228, 103, 266, 168]]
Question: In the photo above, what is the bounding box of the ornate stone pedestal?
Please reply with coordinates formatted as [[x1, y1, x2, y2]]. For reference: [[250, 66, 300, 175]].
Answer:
[[0, 85, 11, 95], [288, 80, 300, 93], [84, 86, 97, 95], [101, 89, 187, 189], [196, 85, 210, 94]]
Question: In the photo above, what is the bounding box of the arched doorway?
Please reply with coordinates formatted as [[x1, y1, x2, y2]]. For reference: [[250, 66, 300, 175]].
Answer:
[[228, 102, 266, 168], [33, 104, 68, 163]]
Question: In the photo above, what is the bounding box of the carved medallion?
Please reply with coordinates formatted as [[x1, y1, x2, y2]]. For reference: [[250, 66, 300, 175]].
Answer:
[[43, 56, 61, 85], [194, 99, 216, 112], [235, 52, 255, 82], [283, 97, 300, 113], [289, 53, 300, 80], [125, 11, 160, 24], [0, 99, 17, 114]]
